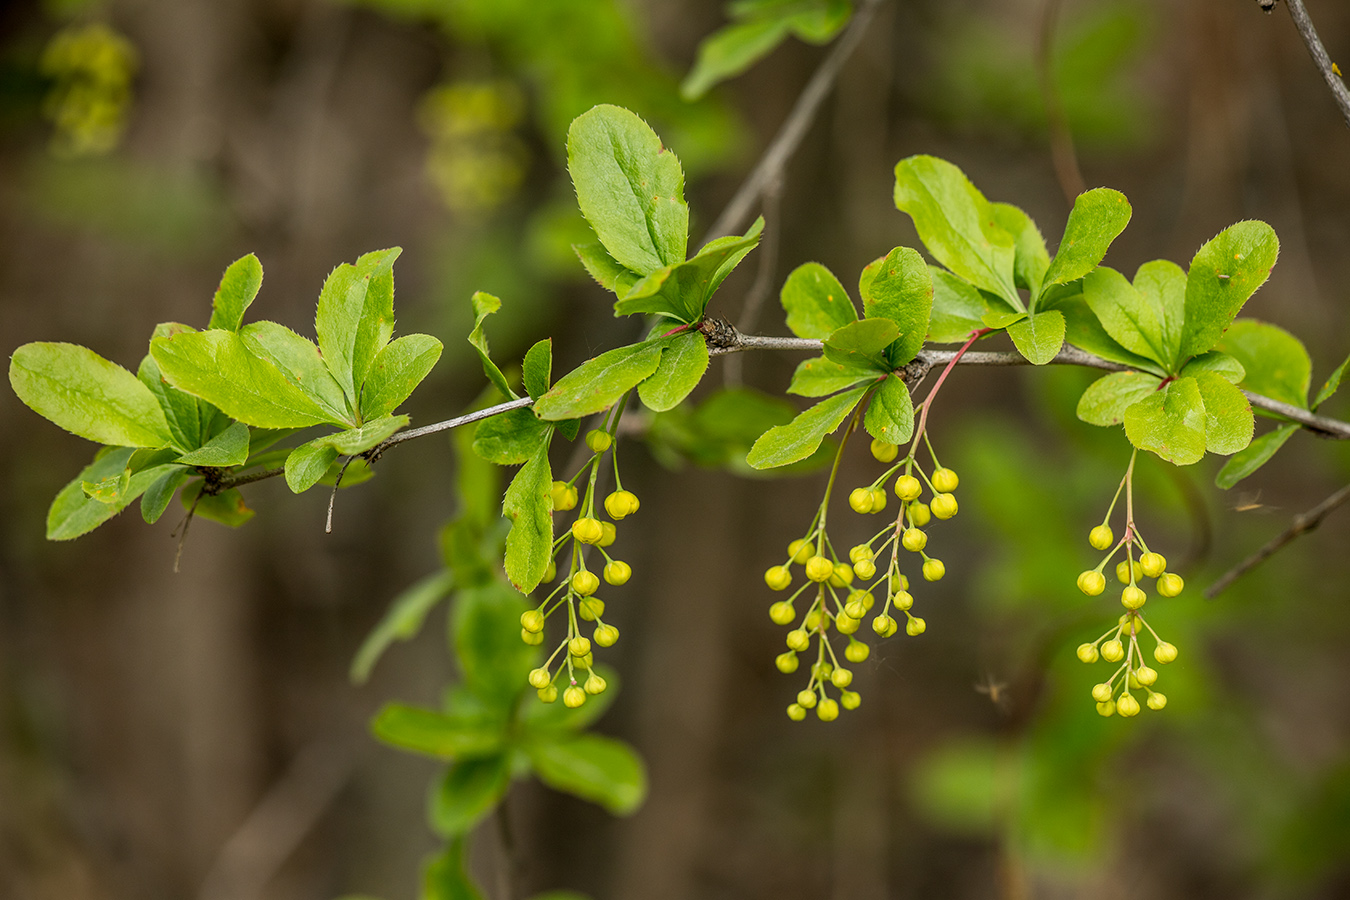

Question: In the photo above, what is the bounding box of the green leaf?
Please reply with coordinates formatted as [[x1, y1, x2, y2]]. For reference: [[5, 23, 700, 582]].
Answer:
[[859, 246, 934, 365], [361, 334, 444, 421], [1040, 188, 1131, 293], [787, 356, 877, 398], [523, 339, 553, 400], [48, 448, 131, 539], [1131, 259, 1186, 370], [175, 421, 250, 466], [467, 292, 517, 400], [1179, 350, 1246, 384], [284, 439, 340, 494], [1214, 319, 1310, 409], [638, 332, 708, 412], [315, 248, 401, 408], [454, 582, 537, 706], [430, 754, 511, 837], [614, 219, 762, 321], [1179, 220, 1280, 360], [892, 155, 1018, 309], [989, 202, 1050, 296], [179, 482, 255, 527], [82, 468, 129, 504], [573, 242, 642, 297], [981, 310, 1025, 330], [422, 839, 484, 900], [567, 105, 687, 276], [207, 252, 263, 332], [927, 268, 993, 343], [351, 570, 455, 684], [822, 318, 899, 371], [1075, 371, 1162, 426], [533, 342, 663, 420], [1314, 353, 1350, 409], [240, 321, 354, 424], [472, 409, 551, 465], [151, 330, 342, 428], [746, 386, 867, 469], [326, 415, 409, 455], [141, 465, 192, 524], [780, 262, 858, 339], [1080, 267, 1165, 364], [526, 734, 646, 815], [138, 326, 210, 450], [1123, 376, 1207, 465], [1006, 310, 1065, 365], [681, 18, 791, 100], [1194, 371, 1253, 455], [1057, 296, 1168, 376], [11, 342, 175, 449], [371, 703, 504, 759], [1216, 424, 1297, 489], [502, 442, 553, 593], [863, 373, 914, 444]]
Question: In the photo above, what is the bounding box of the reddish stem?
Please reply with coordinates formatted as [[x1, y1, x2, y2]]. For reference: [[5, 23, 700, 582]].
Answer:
[[912, 328, 991, 446], [660, 323, 692, 338]]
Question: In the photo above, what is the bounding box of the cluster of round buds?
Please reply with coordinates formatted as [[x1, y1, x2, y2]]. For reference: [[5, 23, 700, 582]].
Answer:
[[1076, 524, 1184, 612], [519, 425, 638, 707], [1077, 612, 1176, 716]]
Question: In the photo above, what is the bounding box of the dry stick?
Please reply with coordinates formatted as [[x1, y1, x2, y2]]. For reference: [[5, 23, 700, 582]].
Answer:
[[700, 0, 885, 243], [1279, 0, 1350, 131], [1206, 481, 1350, 598], [1036, 0, 1086, 202]]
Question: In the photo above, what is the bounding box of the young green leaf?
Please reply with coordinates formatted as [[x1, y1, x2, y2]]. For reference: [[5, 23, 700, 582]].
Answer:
[[859, 246, 934, 366], [863, 373, 914, 445], [47, 448, 133, 540], [1179, 220, 1279, 360], [140, 465, 192, 524], [314, 248, 401, 408], [1194, 371, 1253, 455], [139, 326, 209, 450], [989, 202, 1050, 296], [467, 292, 518, 400], [981, 310, 1025, 330], [1215, 424, 1297, 489], [526, 734, 647, 815], [1076, 371, 1163, 426], [1314, 353, 1350, 409], [350, 570, 455, 684], [1123, 376, 1207, 465], [423, 838, 485, 900], [175, 421, 250, 467], [567, 105, 688, 276], [1214, 319, 1310, 409], [533, 342, 663, 420], [1057, 297, 1168, 376], [1131, 260, 1186, 370], [927, 268, 993, 343], [780, 262, 858, 339], [472, 408, 551, 465], [681, 19, 794, 101], [431, 755, 512, 837], [82, 468, 130, 504], [822, 318, 900, 371], [746, 386, 867, 469], [284, 438, 340, 494], [326, 415, 410, 456], [1081, 267, 1165, 365], [893, 155, 1019, 309], [1178, 350, 1245, 384], [240, 321, 354, 424], [523, 339, 553, 400], [1006, 310, 1066, 365], [454, 582, 538, 706], [11, 342, 175, 449], [502, 442, 553, 593], [370, 703, 505, 759], [207, 252, 263, 332], [615, 219, 762, 322], [574, 242, 642, 297], [638, 332, 708, 412], [1040, 188, 1131, 293], [787, 356, 877, 398], [360, 334, 444, 421]]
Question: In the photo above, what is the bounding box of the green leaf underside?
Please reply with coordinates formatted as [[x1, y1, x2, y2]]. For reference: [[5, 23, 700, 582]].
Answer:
[[1041, 188, 1131, 293], [180, 482, 254, 527], [860, 246, 934, 366], [12, 342, 174, 448], [527, 734, 647, 815], [151, 330, 341, 428], [371, 703, 504, 759], [1180, 220, 1280, 360], [1216, 424, 1297, 489], [502, 442, 553, 592], [523, 339, 553, 400], [747, 386, 867, 469], [787, 356, 877, 397], [822, 318, 900, 371], [863, 374, 915, 444], [1314, 353, 1350, 409], [472, 408, 551, 465], [568, 104, 688, 276], [638, 332, 709, 412], [208, 252, 263, 332], [350, 569, 455, 684], [1081, 267, 1165, 365], [1076, 371, 1162, 427], [361, 333, 443, 421], [138, 329, 213, 450], [315, 248, 400, 409], [533, 342, 663, 420], [1214, 319, 1310, 409], [989, 202, 1050, 297], [285, 439, 340, 493], [1123, 377, 1207, 465], [927, 268, 993, 342], [893, 155, 1018, 309], [1007, 310, 1066, 365], [141, 465, 192, 524], [1193, 371, 1254, 455], [781, 262, 858, 339], [615, 218, 762, 321], [432, 755, 512, 837], [574, 242, 642, 297], [468, 292, 518, 401], [1131, 259, 1186, 369], [175, 421, 250, 466]]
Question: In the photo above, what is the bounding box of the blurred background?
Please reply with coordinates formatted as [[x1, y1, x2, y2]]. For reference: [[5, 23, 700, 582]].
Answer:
[[2, 0, 1350, 898]]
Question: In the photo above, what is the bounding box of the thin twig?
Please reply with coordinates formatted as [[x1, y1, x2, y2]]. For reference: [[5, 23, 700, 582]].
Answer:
[[1205, 481, 1350, 597], [1036, 0, 1086, 202], [325, 457, 355, 534], [368, 396, 535, 458], [1279, 0, 1350, 131], [701, 0, 885, 243], [216, 466, 285, 491]]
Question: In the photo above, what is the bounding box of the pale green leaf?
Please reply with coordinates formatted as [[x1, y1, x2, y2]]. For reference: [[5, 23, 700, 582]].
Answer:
[[981, 310, 1025, 330], [140, 465, 192, 524], [46, 448, 177, 540], [1180, 220, 1280, 359], [533, 342, 663, 420], [175, 421, 250, 466], [207, 252, 263, 332], [574, 242, 642, 297], [527, 734, 647, 815], [284, 438, 339, 493], [522, 339, 552, 401], [371, 703, 504, 759], [1194, 371, 1253, 455], [638, 332, 708, 412], [927, 268, 993, 343], [1076, 371, 1162, 426], [681, 18, 792, 100], [351, 570, 455, 684], [1081, 266, 1165, 364], [467, 292, 517, 400], [1058, 297, 1168, 376], [314, 248, 401, 407], [423, 838, 484, 900], [1041, 188, 1131, 292], [361, 334, 444, 421], [746, 386, 866, 469], [1216, 424, 1297, 489], [615, 219, 761, 322], [138, 325, 208, 450], [1006, 310, 1065, 365], [1214, 319, 1310, 409], [859, 246, 933, 365], [1179, 351, 1245, 384], [1123, 376, 1207, 465], [780, 262, 857, 339], [1131, 259, 1186, 370], [787, 356, 877, 398], [989, 202, 1050, 296], [822, 318, 899, 371], [502, 442, 553, 593], [241, 320, 353, 424], [863, 373, 914, 444]]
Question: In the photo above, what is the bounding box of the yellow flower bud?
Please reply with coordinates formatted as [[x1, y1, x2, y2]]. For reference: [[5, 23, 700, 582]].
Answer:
[[571, 570, 600, 596], [930, 493, 958, 519], [1088, 524, 1113, 550], [563, 686, 586, 708], [805, 555, 834, 582], [1140, 552, 1166, 578], [932, 467, 959, 492], [894, 474, 922, 501], [604, 560, 632, 586], [870, 439, 899, 462], [571, 517, 603, 544]]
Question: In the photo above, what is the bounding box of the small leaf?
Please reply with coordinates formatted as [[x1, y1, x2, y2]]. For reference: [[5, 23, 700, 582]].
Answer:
[[361, 334, 444, 420], [1081, 267, 1165, 365], [11, 342, 175, 449], [989, 202, 1050, 296], [1041, 188, 1132, 292], [1058, 297, 1168, 376], [746, 386, 867, 469], [533, 342, 663, 420], [326, 415, 409, 455], [780, 262, 858, 339], [927, 268, 993, 343], [207, 252, 263, 332], [175, 421, 250, 466], [1214, 319, 1310, 409], [1131, 259, 1186, 370], [47, 447, 133, 539], [423, 838, 484, 900], [351, 570, 455, 684], [1123, 376, 1207, 465], [1076, 371, 1163, 426], [315, 248, 401, 408], [1216, 424, 1297, 489], [1006, 310, 1066, 365], [981, 310, 1025, 330], [371, 703, 504, 759], [615, 219, 762, 322], [139, 326, 208, 450], [822, 318, 900, 371], [863, 374, 914, 444], [472, 408, 551, 465], [787, 356, 877, 398], [567, 105, 687, 276], [1314, 353, 1350, 409], [523, 339, 553, 400], [638, 332, 708, 412], [859, 246, 934, 365], [431, 755, 511, 837], [526, 734, 647, 815], [681, 18, 792, 100], [82, 469, 129, 504], [141, 465, 192, 524], [1179, 350, 1246, 384], [502, 442, 553, 593], [284, 439, 340, 493], [1179, 220, 1280, 360], [1194, 371, 1254, 455], [468, 292, 517, 400]]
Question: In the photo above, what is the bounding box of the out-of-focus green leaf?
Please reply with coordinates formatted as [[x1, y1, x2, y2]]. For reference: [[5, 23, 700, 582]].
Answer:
[[502, 443, 553, 592], [638, 332, 708, 412], [351, 570, 455, 684], [533, 342, 663, 420], [180, 482, 255, 527], [207, 253, 263, 332], [1215, 424, 1297, 489], [454, 582, 537, 707], [526, 734, 646, 815], [780, 262, 857, 339], [430, 754, 512, 837], [284, 439, 340, 494], [1314, 353, 1350, 410], [1179, 221, 1279, 360], [371, 703, 504, 759], [681, 18, 792, 101], [422, 838, 483, 900], [747, 386, 866, 469], [911, 738, 999, 835]]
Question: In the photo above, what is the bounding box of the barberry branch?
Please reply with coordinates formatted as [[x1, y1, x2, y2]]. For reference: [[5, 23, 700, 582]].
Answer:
[[1271, 0, 1350, 132]]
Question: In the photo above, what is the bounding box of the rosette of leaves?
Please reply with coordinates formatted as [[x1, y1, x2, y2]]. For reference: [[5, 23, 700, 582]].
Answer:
[[8, 250, 443, 539], [745, 245, 934, 468]]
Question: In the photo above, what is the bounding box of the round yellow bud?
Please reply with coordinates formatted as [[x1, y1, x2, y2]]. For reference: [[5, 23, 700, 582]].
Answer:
[[598, 521, 616, 548], [568, 636, 591, 657], [1101, 639, 1125, 662], [788, 539, 812, 564], [1157, 573, 1184, 597], [908, 502, 932, 527], [932, 467, 959, 492], [816, 699, 840, 721], [835, 614, 860, 635], [1146, 692, 1167, 711], [1077, 571, 1106, 596], [1116, 559, 1143, 584], [869, 487, 887, 513], [571, 517, 603, 544], [902, 528, 928, 552], [1153, 641, 1178, 664], [544, 561, 557, 583], [604, 560, 632, 586], [787, 703, 807, 721], [579, 597, 605, 621], [1088, 525, 1114, 551], [805, 556, 834, 582], [537, 685, 558, 703], [871, 439, 899, 463], [893, 589, 914, 611], [796, 689, 817, 709], [1077, 643, 1100, 663], [604, 490, 640, 520], [776, 652, 799, 674], [528, 667, 552, 689], [769, 601, 795, 626], [872, 614, 897, 637], [845, 640, 870, 663], [1096, 700, 1116, 717], [894, 474, 922, 501], [1121, 585, 1147, 610], [853, 559, 877, 580], [831, 668, 853, 688], [521, 629, 545, 645], [563, 685, 586, 708], [931, 493, 958, 520], [765, 565, 792, 591], [550, 481, 577, 511], [844, 599, 867, 620], [804, 609, 823, 631], [571, 570, 600, 596], [849, 488, 875, 514], [1091, 682, 1114, 703], [840, 690, 861, 710], [1134, 665, 1157, 686], [905, 616, 927, 636], [786, 629, 810, 652], [594, 624, 619, 647], [521, 610, 545, 633], [584, 672, 607, 695], [1140, 552, 1166, 578], [828, 563, 854, 588], [922, 558, 946, 582], [849, 544, 873, 563], [585, 429, 612, 453], [1116, 693, 1140, 717]]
